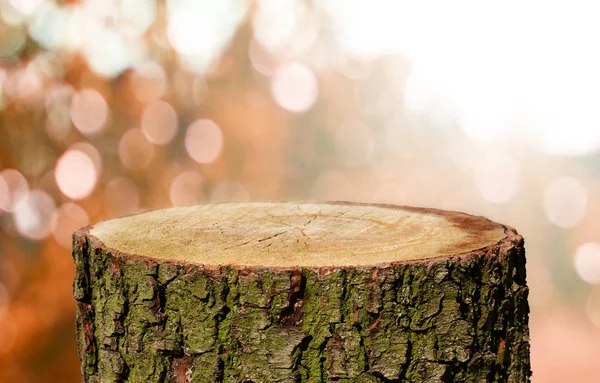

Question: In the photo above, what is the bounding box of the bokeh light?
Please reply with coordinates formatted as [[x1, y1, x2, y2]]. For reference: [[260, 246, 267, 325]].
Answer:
[[69, 88, 109, 135], [140, 100, 178, 145], [169, 171, 204, 206], [543, 176, 588, 228], [9, 0, 44, 16], [0, 169, 28, 213], [574, 243, 600, 284], [68, 0, 146, 79], [252, 0, 299, 52], [54, 150, 97, 200], [185, 119, 223, 164], [27, 1, 69, 50], [2, 2, 600, 381], [166, 0, 248, 72], [270, 62, 318, 112], [118, 0, 157, 38], [252, 0, 317, 59], [68, 142, 102, 175], [13, 190, 57, 241], [119, 128, 154, 170]]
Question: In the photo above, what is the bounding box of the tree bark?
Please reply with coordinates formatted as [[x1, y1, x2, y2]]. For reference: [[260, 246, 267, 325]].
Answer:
[[72, 202, 531, 382]]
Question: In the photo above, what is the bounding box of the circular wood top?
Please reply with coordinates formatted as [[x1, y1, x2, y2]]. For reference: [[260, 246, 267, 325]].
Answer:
[[86, 202, 509, 268]]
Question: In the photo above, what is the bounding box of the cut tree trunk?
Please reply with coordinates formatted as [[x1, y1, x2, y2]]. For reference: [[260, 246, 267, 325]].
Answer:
[[72, 202, 531, 383]]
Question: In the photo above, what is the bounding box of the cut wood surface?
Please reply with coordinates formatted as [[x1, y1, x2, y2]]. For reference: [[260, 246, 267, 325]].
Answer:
[[73, 201, 531, 382]]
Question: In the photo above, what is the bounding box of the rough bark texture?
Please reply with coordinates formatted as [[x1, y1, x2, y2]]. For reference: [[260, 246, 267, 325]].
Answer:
[[72, 204, 531, 382]]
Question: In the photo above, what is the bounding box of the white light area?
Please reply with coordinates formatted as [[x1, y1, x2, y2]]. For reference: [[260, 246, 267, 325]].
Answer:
[[119, 0, 156, 38], [55, 150, 98, 200], [62, 4, 113, 51], [325, 1, 600, 155], [9, 0, 45, 16], [185, 119, 223, 164], [270, 62, 318, 112], [119, 128, 155, 170], [62, 5, 90, 50], [131, 61, 167, 103], [82, 28, 134, 79], [253, 0, 318, 58], [335, 121, 374, 166], [52, 203, 89, 249], [170, 171, 204, 206], [69, 88, 109, 135], [209, 182, 249, 202], [166, 0, 249, 73], [28, 2, 69, 50], [0, 169, 29, 213], [40, 1, 144, 77], [1, 1, 26, 26], [473, 151, 520, 204], [140, 100, 178, 145], [104, 177, 140, 217], [253, 0, 299, 51], [575, 243, 600, 284], [13, 190, 57, 241], [68, 142, 102, 175], [543, 176, 588, 228]]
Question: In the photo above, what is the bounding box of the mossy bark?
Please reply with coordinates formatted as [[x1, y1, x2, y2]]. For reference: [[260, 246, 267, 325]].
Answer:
[[72, 231, 530, 383]]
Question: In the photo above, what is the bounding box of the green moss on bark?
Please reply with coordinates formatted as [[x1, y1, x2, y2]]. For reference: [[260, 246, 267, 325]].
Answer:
[[73, 232, 530, 382]]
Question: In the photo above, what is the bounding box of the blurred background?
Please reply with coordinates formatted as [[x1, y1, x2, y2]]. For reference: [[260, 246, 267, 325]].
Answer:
[[0, 0, 599, 381]]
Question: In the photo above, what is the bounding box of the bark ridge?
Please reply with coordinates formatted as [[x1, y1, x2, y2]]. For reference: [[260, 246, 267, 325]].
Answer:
[[73, 230, 530, 382]]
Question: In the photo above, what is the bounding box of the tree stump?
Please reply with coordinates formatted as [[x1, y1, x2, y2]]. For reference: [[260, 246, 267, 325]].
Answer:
[[72, 202, 531, 382]]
